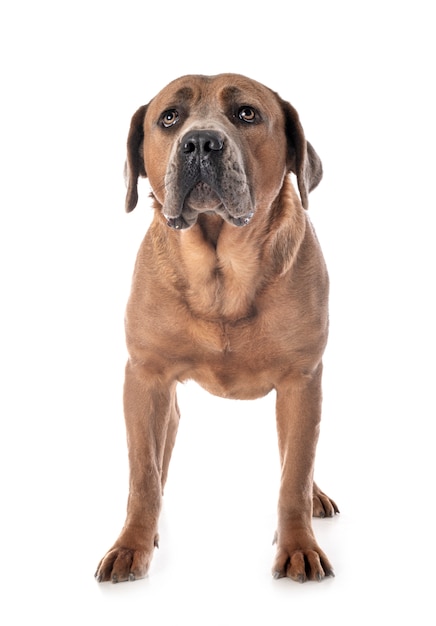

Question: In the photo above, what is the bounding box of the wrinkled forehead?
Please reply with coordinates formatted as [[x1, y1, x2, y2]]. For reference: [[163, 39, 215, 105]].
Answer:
[[147, 74, 283, 119]]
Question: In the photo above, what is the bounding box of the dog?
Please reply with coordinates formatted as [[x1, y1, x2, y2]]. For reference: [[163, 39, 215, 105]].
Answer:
[[95, 73, 339, 584]]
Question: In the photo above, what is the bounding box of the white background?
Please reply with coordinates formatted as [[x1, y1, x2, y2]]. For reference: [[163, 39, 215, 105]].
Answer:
[[1, 0, 435, 623]]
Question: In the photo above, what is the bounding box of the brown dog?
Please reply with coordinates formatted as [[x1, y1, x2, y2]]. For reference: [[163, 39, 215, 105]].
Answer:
[[95, 73, 338, 584]]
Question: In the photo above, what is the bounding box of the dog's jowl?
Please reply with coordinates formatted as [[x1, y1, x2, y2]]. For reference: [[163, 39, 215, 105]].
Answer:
[[95, 74, 339, 584]]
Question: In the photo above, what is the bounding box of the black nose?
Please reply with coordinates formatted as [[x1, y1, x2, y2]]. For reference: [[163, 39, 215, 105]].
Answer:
[[181, 130, 224, 157]]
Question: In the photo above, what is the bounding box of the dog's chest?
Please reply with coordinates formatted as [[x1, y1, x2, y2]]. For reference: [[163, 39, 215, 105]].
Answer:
[[186, 319, 280, 399], [179, 224, 263, 321]]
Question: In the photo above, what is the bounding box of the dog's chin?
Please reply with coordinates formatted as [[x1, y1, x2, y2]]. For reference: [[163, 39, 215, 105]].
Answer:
[[164, 183, 254, 230]]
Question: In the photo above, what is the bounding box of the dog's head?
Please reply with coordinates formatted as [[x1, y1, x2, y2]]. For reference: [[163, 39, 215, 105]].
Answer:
[[125, 74, 322, 229]]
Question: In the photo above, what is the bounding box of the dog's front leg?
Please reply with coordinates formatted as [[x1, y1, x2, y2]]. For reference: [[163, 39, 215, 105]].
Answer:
[[273, 364, 334, 582], [95, 361, 176, 583]]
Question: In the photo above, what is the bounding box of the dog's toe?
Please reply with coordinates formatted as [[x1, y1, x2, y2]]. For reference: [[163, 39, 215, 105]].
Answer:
[[312, 484, 339, 518]]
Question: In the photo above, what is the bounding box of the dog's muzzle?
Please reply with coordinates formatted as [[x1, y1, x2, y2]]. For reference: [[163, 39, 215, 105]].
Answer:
[[163, 129, 254, 229]]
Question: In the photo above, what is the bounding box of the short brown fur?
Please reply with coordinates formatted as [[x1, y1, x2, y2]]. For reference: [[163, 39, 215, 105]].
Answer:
[[95, 74, 338, 584]]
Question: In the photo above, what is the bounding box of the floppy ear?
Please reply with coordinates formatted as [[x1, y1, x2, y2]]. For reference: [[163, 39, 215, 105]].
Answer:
[[124, 104, 148, 212], [279, 99, 322, 210]]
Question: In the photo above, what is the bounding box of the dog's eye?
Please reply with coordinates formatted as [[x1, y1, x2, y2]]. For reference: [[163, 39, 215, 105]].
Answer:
[[161, 110, 179, 128], [238, 106, 256, 123]]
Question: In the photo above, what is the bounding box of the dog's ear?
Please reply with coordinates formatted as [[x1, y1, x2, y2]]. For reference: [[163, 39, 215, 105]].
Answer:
[[279, 99, 322, 210], [125, 104, 148, 212]]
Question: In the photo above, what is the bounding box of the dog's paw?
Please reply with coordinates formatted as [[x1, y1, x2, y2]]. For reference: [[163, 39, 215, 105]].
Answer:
[[95, 546, 154, 583], [272, 544, 334, 583], [312, 484, 339, 518]]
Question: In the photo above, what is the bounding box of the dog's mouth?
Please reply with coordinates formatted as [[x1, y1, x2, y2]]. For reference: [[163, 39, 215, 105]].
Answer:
[[186, 181, 221, 210], [164, 181, 254, 230]]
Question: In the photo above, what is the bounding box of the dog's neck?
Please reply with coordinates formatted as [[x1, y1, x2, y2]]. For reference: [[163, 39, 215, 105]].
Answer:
[[175, 212, 262, 322], [197, 213, 225, 249]]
